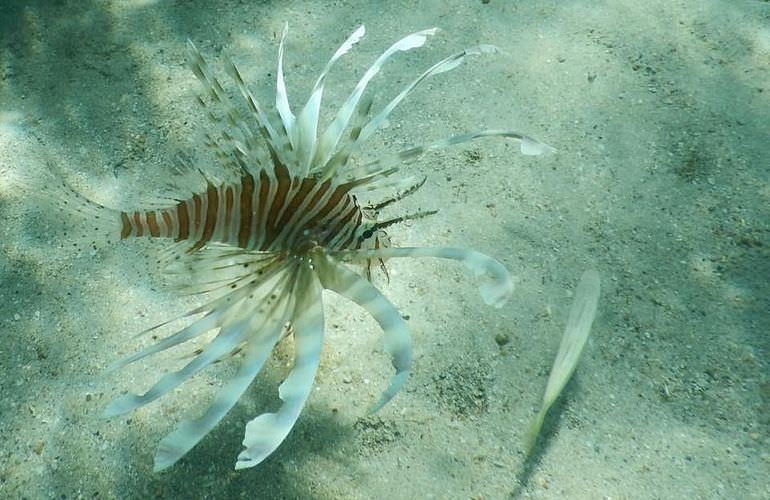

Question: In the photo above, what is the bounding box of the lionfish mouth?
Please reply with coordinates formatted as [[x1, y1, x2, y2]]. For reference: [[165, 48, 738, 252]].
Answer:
[[94, 24, 553, 471]]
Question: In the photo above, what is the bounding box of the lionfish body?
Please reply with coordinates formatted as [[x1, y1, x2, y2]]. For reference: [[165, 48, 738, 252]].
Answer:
[[120, 166, 369, 254], [58, 26, 552, 471]]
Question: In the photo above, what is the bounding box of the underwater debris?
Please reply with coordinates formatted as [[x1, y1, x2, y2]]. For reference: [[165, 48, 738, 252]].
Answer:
[[524, 269, 601, 457], [44, 25, 554, 471]]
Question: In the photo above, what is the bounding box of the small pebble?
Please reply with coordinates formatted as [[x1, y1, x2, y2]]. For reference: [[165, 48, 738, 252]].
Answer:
[[494, 333, 510, 346]]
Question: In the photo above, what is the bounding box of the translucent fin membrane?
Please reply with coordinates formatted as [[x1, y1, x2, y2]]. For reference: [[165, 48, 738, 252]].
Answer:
[[236, 265, 324, 469], [104, 253, 290, 373], [154, 285, 295, 471], [354, 45, 500, 149], [274, 24, 294, 147], [103, 270, 293, 418], [14, 161, 124, 252], [315, 28, 439, 178], [188, 39, 287, 171], [318, 42, 507, 182], [159, 245, 283, 296], [294, 25, 366, 175]]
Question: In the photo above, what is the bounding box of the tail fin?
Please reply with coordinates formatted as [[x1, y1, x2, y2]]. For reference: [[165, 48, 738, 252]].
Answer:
[[16, 161, 124, 254]]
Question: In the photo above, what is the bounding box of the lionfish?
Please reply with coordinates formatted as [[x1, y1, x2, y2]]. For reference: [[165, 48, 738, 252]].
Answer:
[[48, 25, 553, 471]]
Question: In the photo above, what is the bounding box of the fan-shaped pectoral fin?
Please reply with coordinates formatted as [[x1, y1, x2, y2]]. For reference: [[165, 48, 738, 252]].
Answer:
[[152, 291, 295, 472], [235, 266, 325, 470], [103, 304, 254, 419]]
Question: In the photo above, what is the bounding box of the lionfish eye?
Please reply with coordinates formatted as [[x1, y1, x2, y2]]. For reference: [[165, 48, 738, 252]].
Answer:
[[360, 227, 376, 240]]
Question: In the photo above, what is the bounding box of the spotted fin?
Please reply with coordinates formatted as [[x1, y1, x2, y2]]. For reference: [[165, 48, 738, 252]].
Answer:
[[153, 282, 295, 471]]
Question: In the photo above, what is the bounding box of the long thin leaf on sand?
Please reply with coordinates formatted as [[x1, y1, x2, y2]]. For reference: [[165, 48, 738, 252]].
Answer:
[[524, 269, 601, 456]]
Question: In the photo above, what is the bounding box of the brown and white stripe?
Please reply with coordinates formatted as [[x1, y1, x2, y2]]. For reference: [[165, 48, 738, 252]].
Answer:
[[119, 164, 366, 254]]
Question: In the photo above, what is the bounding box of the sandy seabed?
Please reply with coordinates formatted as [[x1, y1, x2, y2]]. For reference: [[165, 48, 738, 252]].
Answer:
[[1, 1, 767, 499]]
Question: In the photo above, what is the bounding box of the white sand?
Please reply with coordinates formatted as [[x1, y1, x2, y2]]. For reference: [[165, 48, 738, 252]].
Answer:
[[0, 1, 767, 498]]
